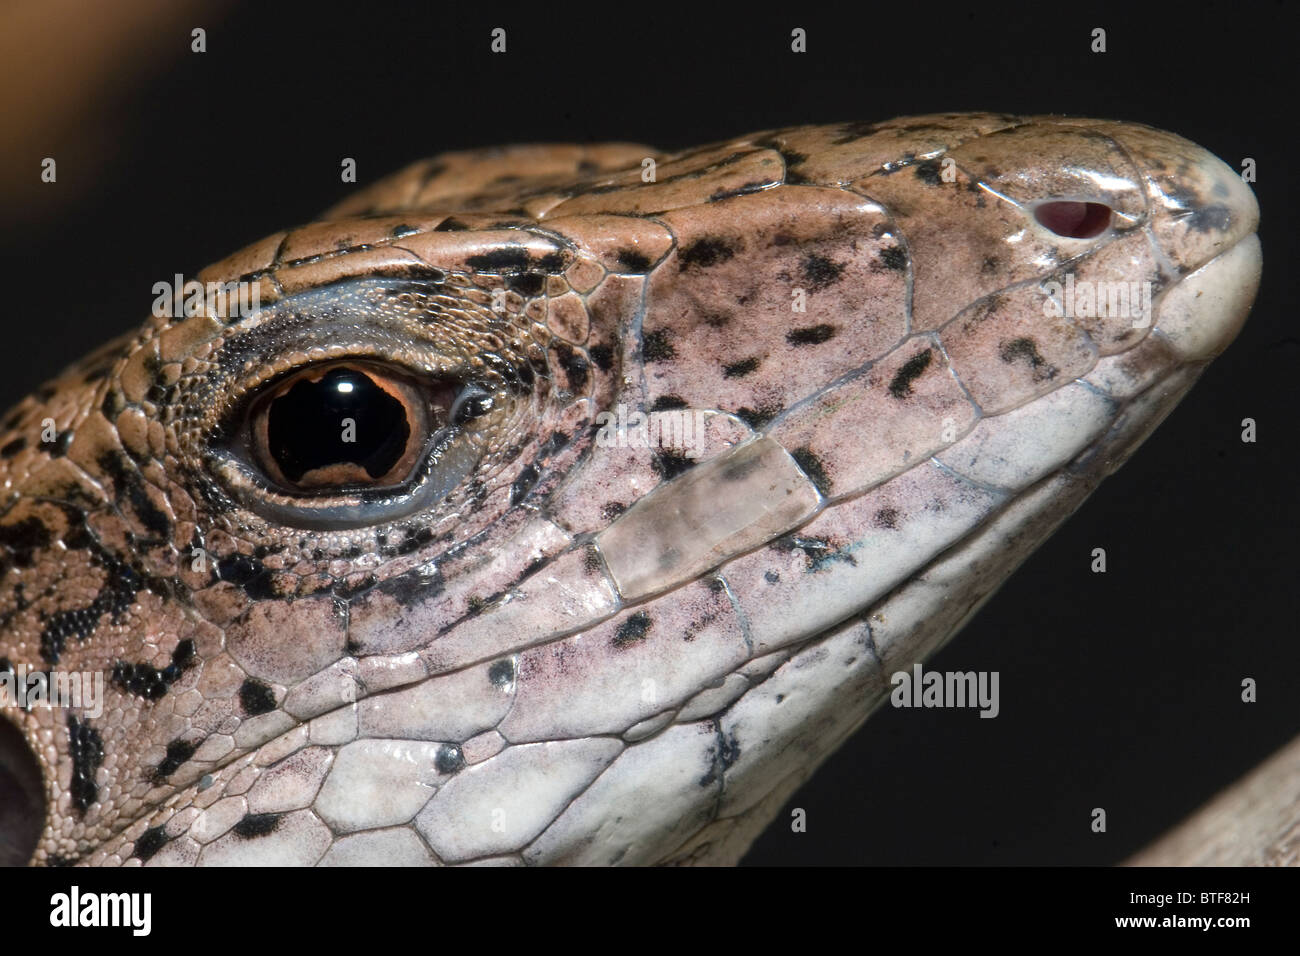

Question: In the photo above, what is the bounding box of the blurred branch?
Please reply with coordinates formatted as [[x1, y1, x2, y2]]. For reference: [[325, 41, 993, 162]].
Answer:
[[0, 0, 229, 222], [1127, 733, 1300, 866]]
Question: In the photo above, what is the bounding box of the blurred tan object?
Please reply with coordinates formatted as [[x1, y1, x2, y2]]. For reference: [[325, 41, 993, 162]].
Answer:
[[0, 0, 228, 221], [1128, 733, 1300, 866]]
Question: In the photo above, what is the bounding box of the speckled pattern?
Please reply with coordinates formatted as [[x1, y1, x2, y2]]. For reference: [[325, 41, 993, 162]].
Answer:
[[0, 114, 1260, 866]]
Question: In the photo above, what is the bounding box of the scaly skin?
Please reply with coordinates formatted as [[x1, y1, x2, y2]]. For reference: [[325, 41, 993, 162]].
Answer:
[[0, 114, 1260, 866]]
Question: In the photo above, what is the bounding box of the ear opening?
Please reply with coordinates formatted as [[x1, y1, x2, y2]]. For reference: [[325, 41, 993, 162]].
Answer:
[[0, 718, 46, 866]]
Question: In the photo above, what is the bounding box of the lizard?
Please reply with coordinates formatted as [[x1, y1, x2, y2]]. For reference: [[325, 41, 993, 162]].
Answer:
[[0, 113, 1260, 866]]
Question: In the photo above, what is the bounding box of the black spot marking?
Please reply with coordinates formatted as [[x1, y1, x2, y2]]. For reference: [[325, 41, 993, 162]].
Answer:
[[616, 249, 651, 271], [96, 450, 171, 539], [112, 639, 198, 701], [506, 272, 545, 297], [830, 121, 881, 145], [395, 526, 435, 556], [914, 160, 944, 186], [334, 572, 378, 599], [790, 447, 831, 496], [642, 329, 676, 362], [999, 337, 1059, 381], [764, 570, 780, 584], [537, 252, 566, 273], [889, 349, 933, 398], [720, 732, 741, 768], [390, 223, 419, 238], [152, 738, 197, 784], [435, 745, 465, 775], [67, 715, 103, 814], [0, 517, 51, 568], [588, 343, 615, 371], [612, 611, 652, 648], [374, 562, 445, 608], [875, 507, 899, 529], [232, 813, 281, 839], [216, 553, 277, 600], [878, 246, 907, 271], [172, 638, 197, 669], [510, 463, 540, 506], [488, 658, 515, 687], [678, 237, 735, 269], [1187, 205, 1233, 233], [537, 429, 569, 461], [434, 217, 469, 232], [652, 451, 694, 480], [0, 437, 25, 458], [699, 729, 743, 786], [773, 534, 856, 573], [133, 826, 169, 862], [734, 404, 782, 430], [239, 678, 277, 716], [465, 248, 531, 272], [552, 342, 590, 389], [709, 181, 771, 202], [650, 395, 688, 411], [802, 254, 844, 291], [722, 357, 760, 378], [40, 538, 144, 665], [981, 255, 1000, 275], [780, 150, 810, 183], [786, 324, 836, 346]]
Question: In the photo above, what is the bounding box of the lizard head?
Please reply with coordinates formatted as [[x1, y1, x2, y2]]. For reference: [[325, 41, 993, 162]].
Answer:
[[0, 115, 1258, 866]]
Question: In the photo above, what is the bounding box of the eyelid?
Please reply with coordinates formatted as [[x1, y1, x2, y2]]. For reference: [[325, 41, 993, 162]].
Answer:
[[188, 277, 532, 534], [207, 425, 481, 531]]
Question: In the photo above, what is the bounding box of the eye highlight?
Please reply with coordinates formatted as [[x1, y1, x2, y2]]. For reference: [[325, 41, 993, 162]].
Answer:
[[250, 362, 451, 492], [1033, 201, 1113, 239]]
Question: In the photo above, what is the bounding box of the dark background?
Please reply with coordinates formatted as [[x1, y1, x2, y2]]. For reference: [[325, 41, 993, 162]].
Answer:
[[1, 1, 1294, 865]]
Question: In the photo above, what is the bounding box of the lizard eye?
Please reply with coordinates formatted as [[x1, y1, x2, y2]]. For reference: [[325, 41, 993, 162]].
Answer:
[[1032, 200, 1113, 239], [250, 362, 448, 492], [212, 359, 500, 530]]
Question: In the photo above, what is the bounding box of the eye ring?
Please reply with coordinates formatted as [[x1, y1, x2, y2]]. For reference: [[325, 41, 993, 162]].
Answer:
[[1032, 200, 1113, 239], [247, 361, 449, 493], [205, 357, 504, 531]]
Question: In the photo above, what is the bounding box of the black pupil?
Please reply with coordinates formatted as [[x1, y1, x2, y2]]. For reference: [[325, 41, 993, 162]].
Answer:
[[266, 367, 410, 483]]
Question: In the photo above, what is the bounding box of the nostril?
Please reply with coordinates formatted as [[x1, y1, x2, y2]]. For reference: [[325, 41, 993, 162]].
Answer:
[[1034, 201, 1113, 239], [0, 719, 45, 866]]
